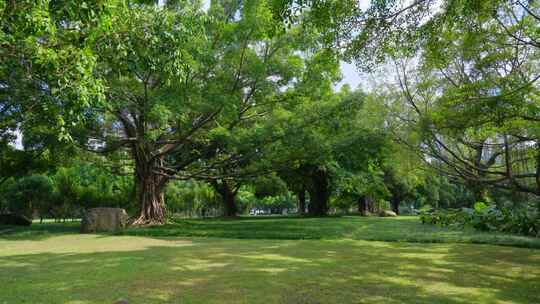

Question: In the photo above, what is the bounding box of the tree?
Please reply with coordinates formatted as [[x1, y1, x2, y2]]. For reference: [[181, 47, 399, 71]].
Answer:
[[80, 0, 332, 224], [4, 175, 54, 221], [385, 0, 540, 199], [165, 180, 218, 217], [211, 179, 242, 217], [297, 0, 540, 201], [1, 1, 114, 186], [0, 124, 77, 187], [278, 169, 309, 214], [383, 167, 413, 215], [1, 0, 110, 141], [269, 86, 392, 216]]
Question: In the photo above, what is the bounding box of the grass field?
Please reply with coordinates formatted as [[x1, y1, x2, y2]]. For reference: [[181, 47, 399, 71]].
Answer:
[[5, 216, 540, 248], [1, 216, 540, 303]]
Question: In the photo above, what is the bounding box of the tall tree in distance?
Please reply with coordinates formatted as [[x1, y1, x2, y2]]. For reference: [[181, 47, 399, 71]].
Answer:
[[280, 0, 540, 201], [387, 0, 540, 199]]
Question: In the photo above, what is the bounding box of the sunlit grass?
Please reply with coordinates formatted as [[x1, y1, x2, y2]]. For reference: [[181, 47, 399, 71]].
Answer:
[[1, 234, 539, 304], [1, 217, 539, 303], [5, 216, 540, 248], [118, 216, 540, 248]]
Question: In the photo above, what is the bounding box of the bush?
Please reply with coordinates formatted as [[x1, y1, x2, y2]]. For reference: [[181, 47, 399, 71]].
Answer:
[[4, 175, 54, 220], [50, 165, 134, 220], [420, 203, 540, 237], [251, 193, 296, 214]]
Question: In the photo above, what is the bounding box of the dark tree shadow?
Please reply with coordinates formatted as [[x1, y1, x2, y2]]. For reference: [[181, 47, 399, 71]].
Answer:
[[0, 222, 80, 241]]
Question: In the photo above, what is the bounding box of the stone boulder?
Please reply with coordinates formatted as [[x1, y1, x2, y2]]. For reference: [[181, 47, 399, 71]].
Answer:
[[0, 213, 32, 226], [81, 208, 129, 233], [378, 210, 398, 217]]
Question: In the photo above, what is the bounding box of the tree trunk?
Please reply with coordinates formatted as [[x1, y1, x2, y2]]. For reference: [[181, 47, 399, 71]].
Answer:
[[223, 189, 237, 217], [472, 186, 488, 204], [390, 196, 400, 215], [367, 196, 375, 213], [358, 196, 369, 216], [132, 157, 168, 225], [307, 168, 330, 216], [212, 180, 238, 217], [297, 188, 306, 215], [469, 144, 489, 206]]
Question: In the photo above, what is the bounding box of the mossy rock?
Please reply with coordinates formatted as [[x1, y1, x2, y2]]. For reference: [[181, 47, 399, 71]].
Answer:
[[81, 208, 128, 233]]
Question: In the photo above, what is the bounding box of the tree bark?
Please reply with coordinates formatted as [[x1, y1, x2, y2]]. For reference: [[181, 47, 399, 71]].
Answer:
[[131, 156, 168, 225], [297, 188, 306, 215], [358, 196, 369, 216], [212, 180, 238, 217], [390, 196, 400, 215], [307, 168, 330, 216], [133, 176, 167, 225], [468, 142, 489, 205]]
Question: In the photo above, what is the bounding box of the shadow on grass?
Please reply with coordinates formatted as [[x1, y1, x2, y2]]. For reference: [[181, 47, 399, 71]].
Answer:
[[0, 222, 80, 241], [0, 237, 539, 304]]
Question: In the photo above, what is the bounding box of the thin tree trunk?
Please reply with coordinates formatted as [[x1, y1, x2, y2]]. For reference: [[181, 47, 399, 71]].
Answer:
[[469, 143, 489, 205], [390, 196, 400, 215], [297, 188, 306, 215], [367, 196, 375, 213]]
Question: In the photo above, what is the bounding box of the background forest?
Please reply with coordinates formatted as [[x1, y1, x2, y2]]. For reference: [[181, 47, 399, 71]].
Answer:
[[1, 0, 539, 235]]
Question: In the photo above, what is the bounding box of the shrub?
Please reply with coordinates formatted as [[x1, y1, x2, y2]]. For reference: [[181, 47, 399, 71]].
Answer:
[[4, 175, 54, 220], [420, 204, 540, 237], [50, 165, 135, 220]]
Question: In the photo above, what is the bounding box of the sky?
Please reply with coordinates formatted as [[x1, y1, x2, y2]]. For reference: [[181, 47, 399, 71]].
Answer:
[[338, 61, 363, 90]]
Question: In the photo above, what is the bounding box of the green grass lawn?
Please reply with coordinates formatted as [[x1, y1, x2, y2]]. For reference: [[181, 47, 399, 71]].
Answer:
[[119, 216, 540, 248], [1, 216, 539, 303]]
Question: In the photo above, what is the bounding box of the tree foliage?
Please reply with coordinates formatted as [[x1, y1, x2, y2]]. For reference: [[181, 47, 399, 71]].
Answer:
[[2, 0, 538, 227]]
